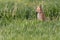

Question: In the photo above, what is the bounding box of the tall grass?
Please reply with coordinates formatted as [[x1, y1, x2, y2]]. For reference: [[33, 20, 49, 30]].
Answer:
[[0, 19, 60, 40], [0, 0, 60, 40], [0, 0, 60, 20]]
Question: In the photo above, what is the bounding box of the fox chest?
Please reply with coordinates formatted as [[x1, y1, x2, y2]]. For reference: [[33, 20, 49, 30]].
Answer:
[[37, 13, 44, 20]]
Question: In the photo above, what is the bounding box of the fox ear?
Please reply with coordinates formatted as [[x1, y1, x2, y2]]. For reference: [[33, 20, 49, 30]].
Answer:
[[40, 4, 42, 8]]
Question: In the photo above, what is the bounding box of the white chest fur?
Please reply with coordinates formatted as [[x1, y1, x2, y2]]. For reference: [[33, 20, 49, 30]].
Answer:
[[37, 13, 42, 20], [37, 13, 41, 19]]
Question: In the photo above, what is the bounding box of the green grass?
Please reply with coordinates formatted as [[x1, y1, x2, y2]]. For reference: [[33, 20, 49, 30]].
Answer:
[[0, 0, 60, 19], [0, 0, 60, 40], [0, 19, 60, 40]]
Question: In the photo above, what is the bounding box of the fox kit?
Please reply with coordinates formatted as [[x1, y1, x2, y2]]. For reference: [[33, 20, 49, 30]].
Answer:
[[36, 5, 45, 21]]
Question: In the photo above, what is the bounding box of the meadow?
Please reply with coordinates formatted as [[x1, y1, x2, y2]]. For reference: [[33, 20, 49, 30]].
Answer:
[[0, 0, 60, 40]]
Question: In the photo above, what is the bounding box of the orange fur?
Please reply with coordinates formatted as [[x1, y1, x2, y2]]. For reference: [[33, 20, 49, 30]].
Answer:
[[36, 5, 45, 21]]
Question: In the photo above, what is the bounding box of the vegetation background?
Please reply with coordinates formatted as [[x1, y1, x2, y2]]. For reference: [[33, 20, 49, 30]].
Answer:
[[0, 0, 60, 40]]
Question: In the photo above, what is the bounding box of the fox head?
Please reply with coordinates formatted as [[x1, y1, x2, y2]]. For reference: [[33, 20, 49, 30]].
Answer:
[[36, 5, 43, 13]]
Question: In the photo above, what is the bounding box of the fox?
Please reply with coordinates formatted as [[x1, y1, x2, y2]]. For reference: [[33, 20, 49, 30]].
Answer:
[[36, 5, 46, 21]]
